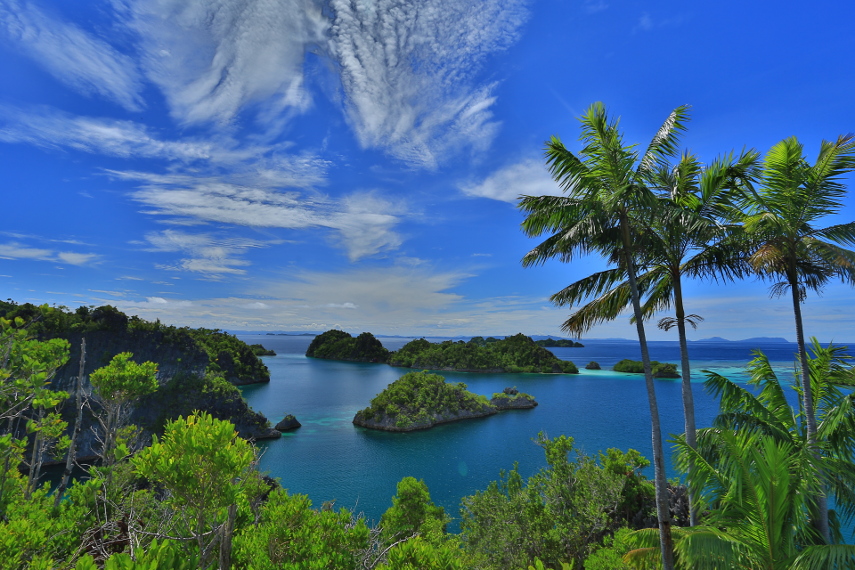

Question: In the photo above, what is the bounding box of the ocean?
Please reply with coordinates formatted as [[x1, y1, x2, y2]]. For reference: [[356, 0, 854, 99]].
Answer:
[[236, 335, 819, 528]]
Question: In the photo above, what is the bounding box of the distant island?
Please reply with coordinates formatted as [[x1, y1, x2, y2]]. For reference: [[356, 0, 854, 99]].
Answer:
[[306, 329, 390, 362], [613, 359, 680, 378], [694, 336, 791, 343], [352, 371, 537, 432], [306, 330, 579, 374], [534, 338, 584, 348]]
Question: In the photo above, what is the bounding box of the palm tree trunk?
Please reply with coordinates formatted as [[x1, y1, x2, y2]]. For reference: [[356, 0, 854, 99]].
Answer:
[[673, 276, 698, 526], [622, 219, 675, 570], [790, 276, 829, 542]]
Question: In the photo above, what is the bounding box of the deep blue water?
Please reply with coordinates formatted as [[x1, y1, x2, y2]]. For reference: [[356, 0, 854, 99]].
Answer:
[[237, 335, 811, 528]]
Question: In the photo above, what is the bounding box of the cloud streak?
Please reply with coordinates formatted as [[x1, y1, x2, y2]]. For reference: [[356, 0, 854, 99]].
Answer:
[[116, 171, 405, 261], [0, 241, 99, 266], [328, 0, 530, 168], [0, 0, 144, 110], [117, 0, 327, 126]]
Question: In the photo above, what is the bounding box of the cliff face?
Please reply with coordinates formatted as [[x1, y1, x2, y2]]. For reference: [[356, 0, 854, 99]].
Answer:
[[49, 327, 278, 461]]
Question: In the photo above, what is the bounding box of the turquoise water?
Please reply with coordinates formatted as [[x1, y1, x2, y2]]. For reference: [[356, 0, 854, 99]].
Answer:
[[237, 335, 805, 527]]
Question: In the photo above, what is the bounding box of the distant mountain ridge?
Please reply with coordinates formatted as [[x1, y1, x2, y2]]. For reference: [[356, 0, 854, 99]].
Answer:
[[694, 336, 791, 343]]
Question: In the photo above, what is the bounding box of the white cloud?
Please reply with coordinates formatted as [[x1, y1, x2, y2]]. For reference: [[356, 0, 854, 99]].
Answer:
[[117, 0, 327, 126], [329, 192, 404, 261], [144, 229, 267, 277], [460, 158, 563, 202], [0, 105, 215, 161], [0, 241, 99, 266], [119, 171, 406, 261], [328, 0, 529, 168], [0, 0, 143, 110]]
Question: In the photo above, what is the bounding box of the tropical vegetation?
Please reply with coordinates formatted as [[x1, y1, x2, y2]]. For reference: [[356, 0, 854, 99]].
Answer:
[[306, 329, 391, 362], [353, 370, 511, 431], [389, 334, 579, 373], [519, 102, 692, 568], [613, 359, 679, 378]]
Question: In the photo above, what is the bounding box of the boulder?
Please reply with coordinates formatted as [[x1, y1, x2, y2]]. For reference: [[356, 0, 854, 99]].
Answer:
[[275, 414, 302, 431]]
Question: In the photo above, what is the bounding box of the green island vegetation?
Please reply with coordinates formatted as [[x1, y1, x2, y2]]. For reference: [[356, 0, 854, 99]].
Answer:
[[249, 344, 276, 356], [612, 359, 680, 378], [389, 334, 579, 373], [306, 329, 391, 362], [0, 300, 278, 452], [534, 338, 584, 348], [353, 371, 536, 431], [306, 330, 579, 373]]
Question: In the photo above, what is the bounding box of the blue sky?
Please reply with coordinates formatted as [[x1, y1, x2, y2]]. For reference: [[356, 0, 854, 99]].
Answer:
[[1, 0, 854, 341]]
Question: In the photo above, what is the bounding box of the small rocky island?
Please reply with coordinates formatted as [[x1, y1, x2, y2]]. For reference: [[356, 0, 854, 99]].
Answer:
[[308, 330, 578, 374], [306, 329, 390, 362], [353, 371, 537, 432], [613, 359, 680, 378]]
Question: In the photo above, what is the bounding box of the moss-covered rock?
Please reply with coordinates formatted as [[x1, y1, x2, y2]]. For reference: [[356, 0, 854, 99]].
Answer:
[[274, 414, 302, 431]]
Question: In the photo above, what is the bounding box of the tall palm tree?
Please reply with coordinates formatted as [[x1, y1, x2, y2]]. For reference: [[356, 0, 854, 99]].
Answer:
[[519, 102, 689, 569], [739, 134, 855, 540], [623, 343, 855, 569], [540, 150, 756, 526]]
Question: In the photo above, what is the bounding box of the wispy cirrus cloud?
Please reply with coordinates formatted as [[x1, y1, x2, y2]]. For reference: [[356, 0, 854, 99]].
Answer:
[[460, 158, 562, 202], [328, 0, 530, 169], [0, 241, 99, 266], [0, 0, 144, 110], [116, 0, 327, 127], [143, 229, 270, 277], [116, 170, 405, 261], [0, 104, 215, 160]]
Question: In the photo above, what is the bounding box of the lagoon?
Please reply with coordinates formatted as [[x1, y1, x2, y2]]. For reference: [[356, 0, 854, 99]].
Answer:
[[238, 335, 805, 527]]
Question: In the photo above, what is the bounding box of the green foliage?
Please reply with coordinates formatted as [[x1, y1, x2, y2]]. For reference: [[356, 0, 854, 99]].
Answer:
[[354, 371, 494, 430], [90, 352, 158, 404], [306, 329, 391, 362], [188, 328, 271, 383], [460, 434, 652, 570], [612, 359, 679, 378], [1, 314, 70, 423], [376, 536, 467, 570], [389, 334, 578, 374], [74, 540, 199, 570], [133, 412, 255, 512], [233, 487, 369, 569], [249, 343, 276, 356], [582, 528, 633, 569], [380, 477, 448, 544]]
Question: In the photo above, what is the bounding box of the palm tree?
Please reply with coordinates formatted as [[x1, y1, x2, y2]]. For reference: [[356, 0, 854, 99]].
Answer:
[[519, 102, 689, 569], [538, 151, 756, 526], [630, 429, 855, 570], [701, 341, 855, 539], [622, 343, 855, 569], [739, 134, 855, 540]]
